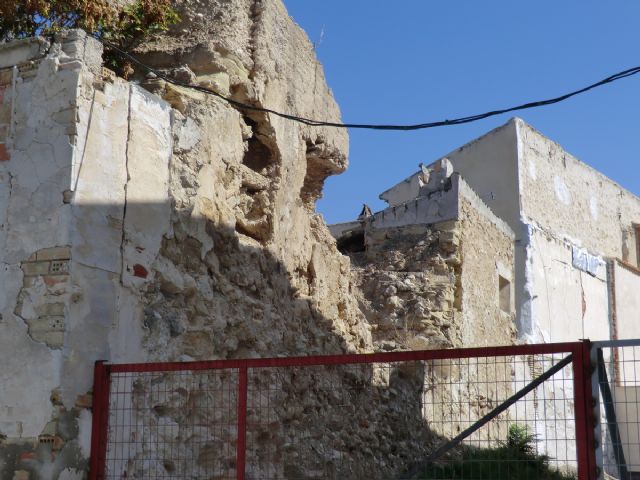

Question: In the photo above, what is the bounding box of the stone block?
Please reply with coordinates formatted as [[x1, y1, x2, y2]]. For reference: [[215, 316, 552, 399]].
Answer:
[[36, 246, 71, 261], [30, 330, 64, 348], [75, 394, 92, 409], [41, 303, 65, 316], [0, 36, 48, 69], [49, 260, 70, 274], [0, 68, 12, 84], [45, 315, 65, 331], [21, 261, 51, 276]]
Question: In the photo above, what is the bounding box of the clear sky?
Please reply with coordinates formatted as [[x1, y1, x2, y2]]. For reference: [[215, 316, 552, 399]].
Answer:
[[283, 1, 640, 224]]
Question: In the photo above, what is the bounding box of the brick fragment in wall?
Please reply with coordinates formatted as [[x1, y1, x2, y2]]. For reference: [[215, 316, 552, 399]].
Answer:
[[133, 264, 149, 278], [75, 394, 92, 409], [0, 143, 9, 161], [0, 69, 12, 83], [21, 261, 52, 276], [21, 260, 70, 276], [12, 470, 29, 480], [0, 105, 11, 123], [17, 249, 71, 349], [26, 246, 71, 262]]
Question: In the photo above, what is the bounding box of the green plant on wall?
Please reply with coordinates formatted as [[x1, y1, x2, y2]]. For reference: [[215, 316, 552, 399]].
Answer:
[[419, 424, 575, 480], [0, 0, 179, 75]]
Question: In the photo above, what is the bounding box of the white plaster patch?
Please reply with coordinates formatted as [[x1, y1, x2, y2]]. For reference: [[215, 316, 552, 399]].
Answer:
[[77, 408, 92, 459], [121, 86, 172, 288], [58, 468, 84, 480], [590, 196, 598, 220], [553, 175, 571, 205]]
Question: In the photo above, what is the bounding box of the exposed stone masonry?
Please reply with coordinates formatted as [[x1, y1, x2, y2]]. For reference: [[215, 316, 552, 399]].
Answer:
[[348, 223, 462, 352], [0, 2, 519, 478]]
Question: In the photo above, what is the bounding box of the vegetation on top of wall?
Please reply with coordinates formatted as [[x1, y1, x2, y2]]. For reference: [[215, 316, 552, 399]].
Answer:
[[419, 425, 575, 480], [0, 0, 179, 76]]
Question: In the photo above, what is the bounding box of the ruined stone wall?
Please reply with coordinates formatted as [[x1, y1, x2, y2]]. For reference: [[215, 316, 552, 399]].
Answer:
[[342, 183, 516, 462], [345, 178, 515, 351], [349, 222, 461, 352], [457, 183, 515, 347], [0, 2, 373, 475]]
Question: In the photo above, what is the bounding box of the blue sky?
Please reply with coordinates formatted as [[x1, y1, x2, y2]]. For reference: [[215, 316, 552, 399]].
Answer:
[[283, 1, 640, 224]]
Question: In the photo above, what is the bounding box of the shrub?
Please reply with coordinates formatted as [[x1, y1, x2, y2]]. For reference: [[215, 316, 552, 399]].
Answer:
[[0, 0, 179, 75], [419, 424, 575, 479]]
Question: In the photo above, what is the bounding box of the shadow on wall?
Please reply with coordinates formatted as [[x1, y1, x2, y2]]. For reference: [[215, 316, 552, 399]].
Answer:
[[91, 198, 519, 479], [4, 197, 546, 480]]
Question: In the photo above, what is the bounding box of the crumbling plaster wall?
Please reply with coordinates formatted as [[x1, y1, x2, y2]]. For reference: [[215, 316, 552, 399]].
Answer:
[[524, 227, 609, 343], [0, 30, 175, 479], [0, 1, 374, 475], [378, 118, 640, 343], [516, 119, 640, 341]]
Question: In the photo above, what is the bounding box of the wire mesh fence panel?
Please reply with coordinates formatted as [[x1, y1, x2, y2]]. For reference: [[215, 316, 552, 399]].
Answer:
[[595, 341, 640, 480], [242, 355, 578, 479], [105, 369, 239, 479], [91, 343, 594, 480], [421, 354, 577, 480]]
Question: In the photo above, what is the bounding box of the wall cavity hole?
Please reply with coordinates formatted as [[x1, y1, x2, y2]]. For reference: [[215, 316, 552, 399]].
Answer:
[[243, 117, 274, 173], [337, 230, 365, 254]]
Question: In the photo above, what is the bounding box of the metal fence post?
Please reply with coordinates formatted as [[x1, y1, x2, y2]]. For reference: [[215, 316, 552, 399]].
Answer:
[[236, 366, 248, 480], [590, 344, 604, 480], [574, 340, 597, 480], [89, 361, 111, 480]]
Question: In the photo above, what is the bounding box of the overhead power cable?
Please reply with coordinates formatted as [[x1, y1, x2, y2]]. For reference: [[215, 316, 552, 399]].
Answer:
[[97, 36, 640, 131]]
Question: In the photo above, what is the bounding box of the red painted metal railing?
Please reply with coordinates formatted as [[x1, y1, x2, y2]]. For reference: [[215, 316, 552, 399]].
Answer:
[[89, 341, 598, 480]]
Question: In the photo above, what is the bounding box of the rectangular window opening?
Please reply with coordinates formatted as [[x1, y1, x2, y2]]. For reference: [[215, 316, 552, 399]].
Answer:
[[499, 275, 511, 314]]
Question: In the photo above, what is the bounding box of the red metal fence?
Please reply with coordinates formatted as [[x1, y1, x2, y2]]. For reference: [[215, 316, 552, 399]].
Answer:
[[89, 342, 598, 479], [593, 340, 640, 480]]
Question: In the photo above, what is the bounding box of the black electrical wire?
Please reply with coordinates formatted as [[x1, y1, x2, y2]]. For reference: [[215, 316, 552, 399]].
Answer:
[[97, 36, 640, 131]]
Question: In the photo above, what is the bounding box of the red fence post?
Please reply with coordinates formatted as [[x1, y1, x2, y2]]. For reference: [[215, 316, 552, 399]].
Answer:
[[89, 361, 111, 480], [236, 366, 248, 480], [573, 340, 596, 480]]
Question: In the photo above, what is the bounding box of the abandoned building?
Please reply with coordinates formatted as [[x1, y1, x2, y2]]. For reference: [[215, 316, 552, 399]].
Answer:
[[0, 0, 638, 478], [331, 117, 640, 347]]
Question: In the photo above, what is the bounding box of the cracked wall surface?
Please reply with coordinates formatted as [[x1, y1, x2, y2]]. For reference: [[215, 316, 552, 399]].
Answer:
[[0, 1, 373, 477], [4, 0, 624, 477]]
